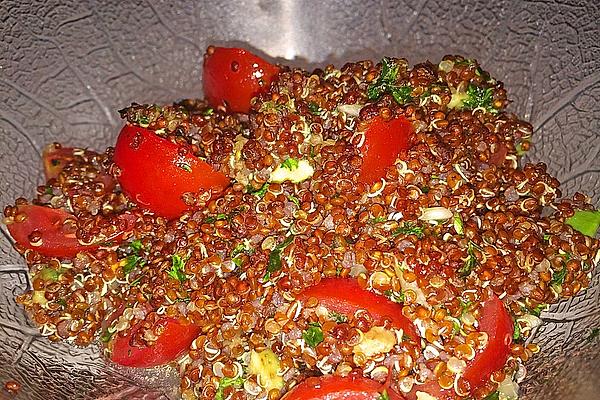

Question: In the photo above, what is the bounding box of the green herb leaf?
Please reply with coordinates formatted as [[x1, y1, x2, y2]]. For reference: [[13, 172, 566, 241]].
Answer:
[[202, 108, 214, 116], [214, 376, 244, 400], [267, 235, 295, 274], [308, 102, 322, 115], [328, 311, 348, 323], [458, 241, 479, 277], [392, 222, 424, 238], [303, 323, 324, 348], [168, 255, 187, 283], [566, 209, 600, 237], [530, 303, 547, 317], [390, 85, 413, 104], [483, 392, 500, 400], [204, 213, 229, 224], [281, 158, 299, 170], [247, 182, 270, 198], [39, 268, 60, 282], [370, 216, 387, 224], [123, 254, 144, 274], [129, 239, 143, 253], [551, 265, 568, 287], [385, 289, 405, 303], [100, 329, 114, 343], [367, 58, 413, 105], [462, 84, 498, 114], [513, 320, 521, 341]]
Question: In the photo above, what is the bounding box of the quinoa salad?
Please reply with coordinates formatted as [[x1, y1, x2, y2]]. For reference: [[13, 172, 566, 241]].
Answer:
[[3, 46, 600, 400]]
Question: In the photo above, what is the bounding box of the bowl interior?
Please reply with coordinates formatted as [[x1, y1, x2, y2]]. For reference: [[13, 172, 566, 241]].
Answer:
[[0, 1, 599, 399]]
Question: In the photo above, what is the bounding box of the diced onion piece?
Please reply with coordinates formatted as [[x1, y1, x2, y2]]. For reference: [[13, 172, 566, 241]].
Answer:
[[419, 206, 453, 222], [337, 104, 363, 117]]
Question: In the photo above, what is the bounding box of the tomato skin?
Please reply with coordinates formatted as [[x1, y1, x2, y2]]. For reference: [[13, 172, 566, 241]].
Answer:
[[6, 205, 136, 258], [282, 374, 405, 400], [203, 47, 279, 113], [43, 144, 77, 180], [406, 295, 513, 399], [6, 205, 90, 258], [358, 116, 412, 185], [462, 294, 513, 388], [296, 278, 419, 343], [110, 318, 201, 368], [113, 125, 230, 219]]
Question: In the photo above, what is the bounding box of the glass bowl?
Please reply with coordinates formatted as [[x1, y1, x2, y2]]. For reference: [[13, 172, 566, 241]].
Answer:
[[0, 1, 598, 399]]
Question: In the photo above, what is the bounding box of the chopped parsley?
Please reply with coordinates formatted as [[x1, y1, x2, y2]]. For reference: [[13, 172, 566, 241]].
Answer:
[[247, 182, 270, 198], [328, 311, 348, 323], [168, 255, 187, 283], [267, 235, 295, 274], [303, 323, 324, 348], [392, 222, 424, 238], [565, 209, 600, 237], [367, 57, 413, 104], [214, 376, 244, 400], [527, 303, 547, 317], [99, 329, 114, 343], [458, 241, 480, 277], [123, 239, 146, 274], [204, 213, 230, 224], [308, 102, 322, 115], [551, 265, 568, 288], [370, 216, 388, 224], [123, 254, 144, 274], [231, 241, 253, 268], [513, 320, 522, 341], [281, 157, 300, 170], [385, 289, 405, 303], [202, 107, 214, 116], [462, 84, 498, 114], [484, 392, 500, 400], [130, 239, 144, 253]]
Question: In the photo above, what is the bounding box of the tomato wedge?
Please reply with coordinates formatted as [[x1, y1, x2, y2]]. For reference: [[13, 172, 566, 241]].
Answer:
[[109, 317, 201, 368], [6, 205, 89, 258], [406, 295, 513, 399], [296, 278, 419, 342], [203, 46, 279, 113], [43, 144, 116, 192], [358, 116, 413, 185], [113, 125, 230, 219], [463, 294, 513, 388], [5, 205, 136, 258], [282, 374, 405, 400], [43, 144, 77, 180]]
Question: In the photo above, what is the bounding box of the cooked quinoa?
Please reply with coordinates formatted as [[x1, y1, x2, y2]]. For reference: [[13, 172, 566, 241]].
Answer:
[[4, 52, 599, 400]]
